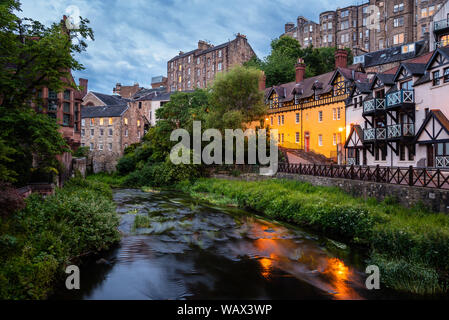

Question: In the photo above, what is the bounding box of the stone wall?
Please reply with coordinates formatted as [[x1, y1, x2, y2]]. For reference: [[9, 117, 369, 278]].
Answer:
[[212, 173, 449, 213], [72, 157, 87, 178]]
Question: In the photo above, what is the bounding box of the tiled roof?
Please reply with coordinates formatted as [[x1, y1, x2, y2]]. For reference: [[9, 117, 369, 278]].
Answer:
[[81, 104, 128, 118], [132, 87, 167, 101], [363, 41, 426, 68]]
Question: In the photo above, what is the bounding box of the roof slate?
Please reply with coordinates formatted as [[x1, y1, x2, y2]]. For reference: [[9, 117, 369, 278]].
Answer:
[[81, 104, 129, 118]]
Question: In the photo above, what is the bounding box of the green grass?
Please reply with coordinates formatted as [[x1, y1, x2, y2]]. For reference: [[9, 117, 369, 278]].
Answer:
[[87, 173, 126, 188], [180, 178, 449, 295], [0, 177, 120, 300]]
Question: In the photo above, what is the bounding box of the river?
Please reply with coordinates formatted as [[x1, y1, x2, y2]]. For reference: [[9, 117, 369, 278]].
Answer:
[[54, 188, 407, 300]]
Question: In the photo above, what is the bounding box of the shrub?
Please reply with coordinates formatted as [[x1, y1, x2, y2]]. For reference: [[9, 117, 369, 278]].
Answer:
[[0, 178, 120, 299], [72, 146, 89, 158], [117, 155, 136, 175]]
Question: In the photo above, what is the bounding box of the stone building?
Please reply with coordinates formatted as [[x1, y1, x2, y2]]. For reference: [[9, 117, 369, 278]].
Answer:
[[113, 82, 142, 98], [167, 33, 256, 92], [430, 0, 449, 50], [282, 0, 447, 54], [151, 76, 168, 89], [81, 103, 146, 173]]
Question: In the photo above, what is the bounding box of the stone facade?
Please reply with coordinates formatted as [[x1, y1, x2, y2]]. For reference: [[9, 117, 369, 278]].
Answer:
[[282, 0, 447, 54], [113, 83, 142, 98], [81, 103, 146, 173], [167, 34, 256, 92]]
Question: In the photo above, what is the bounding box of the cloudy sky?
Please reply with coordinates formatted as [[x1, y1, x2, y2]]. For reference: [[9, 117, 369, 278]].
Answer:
[[19, 0, 356, 94]]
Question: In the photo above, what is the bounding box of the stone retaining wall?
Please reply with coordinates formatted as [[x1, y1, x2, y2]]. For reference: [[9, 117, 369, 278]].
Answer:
[[212, 173, 449, 213]]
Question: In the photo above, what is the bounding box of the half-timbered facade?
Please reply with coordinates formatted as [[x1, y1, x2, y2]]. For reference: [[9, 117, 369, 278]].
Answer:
[[345, 46, 449, 168]]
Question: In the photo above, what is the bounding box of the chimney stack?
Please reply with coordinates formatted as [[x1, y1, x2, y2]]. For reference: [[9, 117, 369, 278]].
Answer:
[[295, 58, 306, 83], [259, 71, 266, 91], [285, 22, 295, 33], [335, 48, 348, 69], [79, 78, 88, 97]]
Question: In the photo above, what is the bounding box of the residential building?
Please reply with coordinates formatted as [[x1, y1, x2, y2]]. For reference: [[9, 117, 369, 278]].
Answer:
[[167, 33, 256, 92], [345, 46, 449, 168], [83, 91, 130, 107], [281, 0, 446, 54], [81, 103, 147, 173], [151, 75, 168, 89], [113, 82, 142, 98], [34, 76, 87, 183], [264, 50, 366, 161], [430, 0, 449, 50]]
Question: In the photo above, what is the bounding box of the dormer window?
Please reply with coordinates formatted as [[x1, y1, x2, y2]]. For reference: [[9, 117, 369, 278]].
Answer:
[[444, 68, 449, 83], [433, 71, 441, 86], [294, 94, 300, 105]]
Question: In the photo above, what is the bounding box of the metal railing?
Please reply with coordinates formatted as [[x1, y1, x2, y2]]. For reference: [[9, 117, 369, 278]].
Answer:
[[278, 163, 449, 190], [363, 127, 386, 141], [436, 156, 449, 168], [386, 89, 414, 108]]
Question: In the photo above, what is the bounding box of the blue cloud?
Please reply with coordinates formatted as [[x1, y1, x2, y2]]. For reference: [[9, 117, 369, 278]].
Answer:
[[18, 0, 357, 94]]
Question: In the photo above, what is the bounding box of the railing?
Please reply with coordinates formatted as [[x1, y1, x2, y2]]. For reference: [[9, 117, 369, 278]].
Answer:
[[386, 89, 414, 108], [387, 123, 415, 139], [436, 156, 449, 168], [363, 98, 385, 114], [364, 128, 386, 141], [278, 163, 449, 190], [434, 19, 449, 32], [347, 158, 356, 166]]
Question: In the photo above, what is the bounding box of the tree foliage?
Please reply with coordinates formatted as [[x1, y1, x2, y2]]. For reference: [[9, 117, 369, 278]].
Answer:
[[245, 36, 353, 87], [0, 0, 94, 185]]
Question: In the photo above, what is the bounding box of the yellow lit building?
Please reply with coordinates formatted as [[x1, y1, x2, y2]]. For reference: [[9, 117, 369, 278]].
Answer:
[[264, 51, 367, 161]]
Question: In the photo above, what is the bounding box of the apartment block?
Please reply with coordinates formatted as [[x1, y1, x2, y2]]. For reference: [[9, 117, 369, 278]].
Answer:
[[167, 34, 256, 92]]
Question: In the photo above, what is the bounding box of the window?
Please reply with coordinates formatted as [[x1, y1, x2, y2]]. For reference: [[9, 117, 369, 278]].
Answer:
[[394, 17, 404, 28], [333, 133, 337, 146], [138, 131, 141, 139], [64, 90, 71, 100], [109, 129, 113, 136], [81, 119, 85, 127], [125, 129, 128, 137], [218, 62, 222, 71], [124, 118, 128, 125], [138, 102, 142, 109], [296, 132, 300, 144], [281, 134, 284, 143], [393, 33, 404, 45], [90, 143, 94, 151], [296, 113, 300, 124], [137, 120, 141, 127], [421, 8, 428, 18], [400, 80, 413, 90], [99, 144, 103, 151], [433, 71, 441, 86], [337, 108, 340, 120], [90, 118, 95, 125], [197, 57, 200, 65], [281, 115, 285, 125], [444, 68, 449, 83], [218, 50, 222, 58], [318, 134, 323, 146], [429, 6, 435, 16], [318, 111, 323, 122], [400, 144, 406, 161], [333, 108, 336, 120], [81, 129, 85, 137], [270, 117, 273, 126], [353, 98, 358, 109], [99, 118, 104, 126], [108, 143, 112, 151], [90, 129, 94, 136], [109, 118, 113, 125], [100, 129, 104, 136], [278, 116, 281, 125]]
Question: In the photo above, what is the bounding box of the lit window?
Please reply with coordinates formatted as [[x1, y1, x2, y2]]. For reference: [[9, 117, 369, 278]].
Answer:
[[99, 118, 104, 126], [137, 120, 141, 127], [109, 118, 113, 125], [90, 118, 95, 125], [124, 118, 128, 125]]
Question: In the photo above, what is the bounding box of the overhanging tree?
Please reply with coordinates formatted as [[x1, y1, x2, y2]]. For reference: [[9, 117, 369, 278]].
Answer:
[[0, 0, 94, 185]]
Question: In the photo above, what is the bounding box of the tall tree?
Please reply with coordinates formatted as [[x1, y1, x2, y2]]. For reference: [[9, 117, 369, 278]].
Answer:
[[0, 0, 94, 184]]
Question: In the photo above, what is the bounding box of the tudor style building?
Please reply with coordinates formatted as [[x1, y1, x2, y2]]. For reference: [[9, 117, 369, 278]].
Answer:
[[264, 50, 366, 161], [345, 46, 449, 168]]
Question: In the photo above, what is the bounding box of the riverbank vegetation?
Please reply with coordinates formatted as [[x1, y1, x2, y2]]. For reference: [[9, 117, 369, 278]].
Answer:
[[0, 178, 120, 299], [180, 178, 449, 295]]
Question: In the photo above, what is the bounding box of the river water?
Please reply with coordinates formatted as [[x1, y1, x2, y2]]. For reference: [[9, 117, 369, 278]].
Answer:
[[54, 188, 407, 300]]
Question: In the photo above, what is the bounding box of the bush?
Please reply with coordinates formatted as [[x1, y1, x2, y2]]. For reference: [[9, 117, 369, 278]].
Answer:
[[117, 155, 136, 175], [72, 146, 89, 158], [0, 178, 120, 299]]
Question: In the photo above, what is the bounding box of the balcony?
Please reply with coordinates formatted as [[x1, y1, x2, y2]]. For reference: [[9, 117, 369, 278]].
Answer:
[[363, 127, 386, 142], [434, 19, 449, 33], [387, 123, 415, 140], [363, 98, 385, 115], [386, 90, 414, 110], [436, 156, 449, 168]]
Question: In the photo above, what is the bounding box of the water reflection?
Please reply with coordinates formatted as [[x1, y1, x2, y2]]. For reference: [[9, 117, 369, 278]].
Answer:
[[52, 189, 396, 300]]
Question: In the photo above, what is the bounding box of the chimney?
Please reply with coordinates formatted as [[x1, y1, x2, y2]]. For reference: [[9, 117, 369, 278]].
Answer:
[[79, 78, 88, 97], [335, 48, 348, 69], [198, 40, 211, 51], [285, 22, 295, 33], [259, 71, 266, 91], [295, 58, 306, 83]]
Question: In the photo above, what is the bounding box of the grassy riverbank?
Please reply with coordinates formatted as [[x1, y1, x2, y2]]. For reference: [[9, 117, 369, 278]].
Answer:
[[0, 178, 120, 300], [179, 178, 449, 295]]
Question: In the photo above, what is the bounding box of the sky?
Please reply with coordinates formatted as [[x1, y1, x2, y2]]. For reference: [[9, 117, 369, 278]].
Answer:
[[19, 0, 358, 94]]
